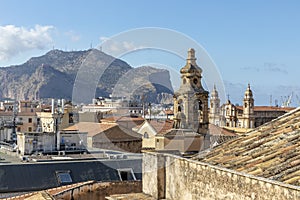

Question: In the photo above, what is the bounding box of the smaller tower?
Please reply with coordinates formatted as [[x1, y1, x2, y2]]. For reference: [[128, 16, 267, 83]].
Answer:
[[209, 85, 221, 126], [221, 99, 237, 127], [243, 84, 255, 128]]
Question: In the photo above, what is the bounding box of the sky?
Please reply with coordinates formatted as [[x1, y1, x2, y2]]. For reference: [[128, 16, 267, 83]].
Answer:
[[0, 0, 300, 106]]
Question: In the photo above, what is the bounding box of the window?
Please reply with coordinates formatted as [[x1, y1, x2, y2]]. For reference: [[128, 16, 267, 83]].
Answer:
[[17, 127, 21, 132], [193, 78, 198, 85], [28, 127, 32, 132], [144, 132, 149, 138], [198, 100, 203, 111], [28, 118, 32, 123], [117, 168, 136, 181], [56, 170, 73, 185], [69, 113, 74, 123], [178, 106, 181, 112]]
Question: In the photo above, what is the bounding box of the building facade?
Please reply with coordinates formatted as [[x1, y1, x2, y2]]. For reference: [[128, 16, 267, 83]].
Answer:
[[209, 84, 294, 129], [81, 96, 143, 117]]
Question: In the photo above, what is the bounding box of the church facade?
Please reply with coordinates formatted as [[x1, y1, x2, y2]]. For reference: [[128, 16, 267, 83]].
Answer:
[[209, 84, 294, 129]]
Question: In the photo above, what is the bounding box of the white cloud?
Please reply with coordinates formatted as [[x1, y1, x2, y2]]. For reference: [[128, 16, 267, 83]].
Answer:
[[264, 62, 288, 74], [0, 24, 54, 61], [99, 36, 142, 56], [65, 30, 80, 42], [240, 62, 288, 74], [99, 36, 109, 42]]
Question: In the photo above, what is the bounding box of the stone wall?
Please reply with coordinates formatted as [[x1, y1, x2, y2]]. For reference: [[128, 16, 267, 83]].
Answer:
[[143, 153, 300, 200], [54, 181, 142, 200]]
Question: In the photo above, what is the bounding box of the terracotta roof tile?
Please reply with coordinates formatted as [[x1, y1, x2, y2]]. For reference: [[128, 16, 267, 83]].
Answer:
[[254, 106, 295, 112], [197, 107, 300, 186], [147, 119, 174, 135], [64, 122, 116, 136], [236, 106, 295, 112], [63, 122, 142, 141], [209, 124, 237, 136], [101, 116, 145, 129]]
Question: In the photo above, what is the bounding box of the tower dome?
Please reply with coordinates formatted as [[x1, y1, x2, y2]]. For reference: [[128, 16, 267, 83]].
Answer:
[[180, 48, 202, 74], [244, 83, 253, 98], [211, 84, 219, 99]]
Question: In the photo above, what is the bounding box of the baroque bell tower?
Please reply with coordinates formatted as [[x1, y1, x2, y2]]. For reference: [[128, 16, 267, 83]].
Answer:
[[243, 83, 255, 128], [209, 84, 221, 125], [173, 48, 209, 133]]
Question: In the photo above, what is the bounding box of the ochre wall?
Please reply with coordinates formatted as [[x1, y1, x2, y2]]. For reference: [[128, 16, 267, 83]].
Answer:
[[143, 153, 300, 200]]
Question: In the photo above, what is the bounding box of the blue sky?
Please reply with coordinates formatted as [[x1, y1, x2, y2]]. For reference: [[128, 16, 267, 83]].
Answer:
[[0, 0, 300, 106]]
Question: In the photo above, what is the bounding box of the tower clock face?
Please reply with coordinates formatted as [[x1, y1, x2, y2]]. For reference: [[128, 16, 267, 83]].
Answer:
[[193, 78, 198, 85]]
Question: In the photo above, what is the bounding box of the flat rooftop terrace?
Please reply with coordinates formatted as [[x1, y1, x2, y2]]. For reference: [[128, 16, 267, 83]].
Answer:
[[0, 148, 142, 164]]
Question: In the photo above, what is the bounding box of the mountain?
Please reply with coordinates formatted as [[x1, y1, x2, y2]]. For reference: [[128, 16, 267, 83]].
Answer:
[[0, 49, 174, 104], [112, 66, 174, 104]]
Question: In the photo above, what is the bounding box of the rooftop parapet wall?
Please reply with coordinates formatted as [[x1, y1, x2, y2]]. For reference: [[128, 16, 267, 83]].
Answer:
[[53, 181, 142, 200], [8, 181, 142, 200], [143, 152, 300, 200]]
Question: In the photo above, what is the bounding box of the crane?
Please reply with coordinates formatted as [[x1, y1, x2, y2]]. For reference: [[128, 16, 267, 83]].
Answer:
[[286, 92, 293, 107], [296, 95, 300, 107], [281, 93, 293, 107]]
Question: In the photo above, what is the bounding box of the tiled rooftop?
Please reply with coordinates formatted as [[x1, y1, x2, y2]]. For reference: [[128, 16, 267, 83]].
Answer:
[[197, 107, 300, 186], [102, 116, 145, 129], [64, 122, 117, 137], [64, 122, 142, 141], [209, 124, 237, 136], [236, 105, 295, 112], [140, 119, 174, 135]]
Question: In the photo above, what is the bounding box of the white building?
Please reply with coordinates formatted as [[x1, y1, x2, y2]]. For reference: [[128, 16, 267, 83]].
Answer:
[[81, 96, 143, 117], [17, 131, 87, 155]]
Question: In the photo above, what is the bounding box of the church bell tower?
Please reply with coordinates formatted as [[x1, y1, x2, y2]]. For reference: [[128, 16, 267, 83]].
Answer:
[[243, 84, 255, 128], [173, 48, 209, 134], [209, 84, 221, 125]]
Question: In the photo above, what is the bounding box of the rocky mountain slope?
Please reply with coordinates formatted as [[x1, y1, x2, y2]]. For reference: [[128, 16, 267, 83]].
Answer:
[[0, 49, 173, 104]]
